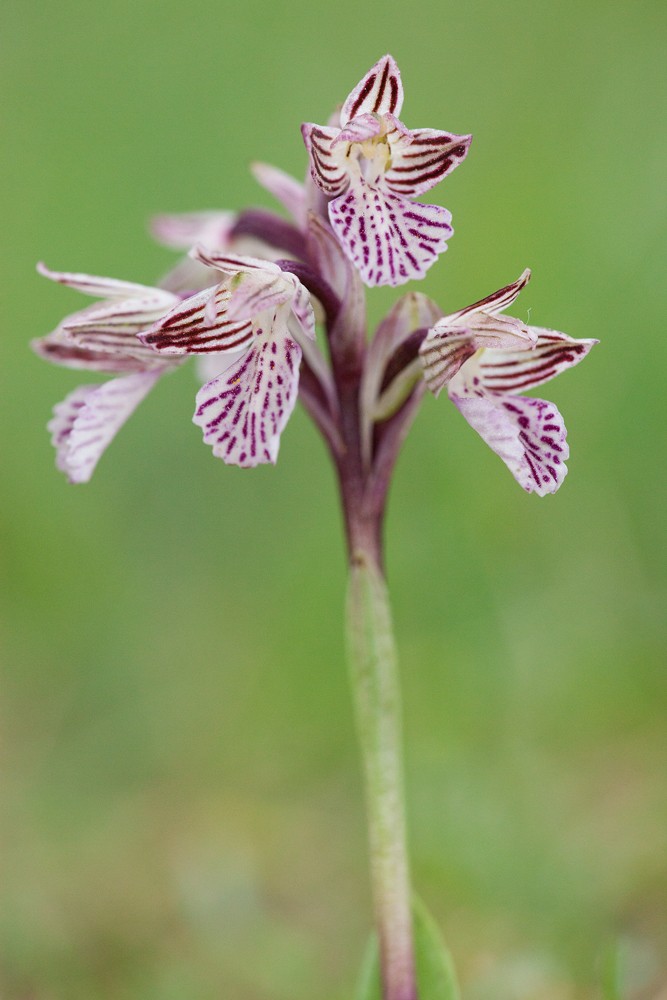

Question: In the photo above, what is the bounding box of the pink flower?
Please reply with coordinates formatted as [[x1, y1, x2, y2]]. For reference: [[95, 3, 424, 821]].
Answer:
[[141, 250, 315, 467], [419, 270, 598, 494], [302, 55, 471, 287], [32, 265, 180, 483]]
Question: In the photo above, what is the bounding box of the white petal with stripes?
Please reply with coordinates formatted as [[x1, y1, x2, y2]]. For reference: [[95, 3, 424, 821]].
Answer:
[[341, 54, 404, 125], [193, 324, 301, 467], [141, 285, 255, 355], [449, 383, 570, 496], [48, 370, 164, 483], [329, 183, 452, 287]]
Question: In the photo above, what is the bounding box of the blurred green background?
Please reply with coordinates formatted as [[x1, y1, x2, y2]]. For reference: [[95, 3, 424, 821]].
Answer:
[[2, 1, 666, 997]]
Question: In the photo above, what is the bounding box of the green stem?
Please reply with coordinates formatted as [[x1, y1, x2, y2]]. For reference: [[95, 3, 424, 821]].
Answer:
[[346, 549, 417, 1000]]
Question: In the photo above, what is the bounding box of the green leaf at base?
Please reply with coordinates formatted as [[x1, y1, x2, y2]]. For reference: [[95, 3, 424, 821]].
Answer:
[[355, 896, 460, 1000]]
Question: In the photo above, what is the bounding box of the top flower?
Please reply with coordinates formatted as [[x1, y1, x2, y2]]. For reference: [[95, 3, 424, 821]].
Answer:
[[302, 55, 471, 287]]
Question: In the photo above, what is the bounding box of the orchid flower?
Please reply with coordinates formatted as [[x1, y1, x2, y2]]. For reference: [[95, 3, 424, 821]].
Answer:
[[302, 54, 471, 287], [419, 270, 598, 494], [34, 54, 598, 1000], [32, 265, 181, 483], [141, 250, 316, 467]]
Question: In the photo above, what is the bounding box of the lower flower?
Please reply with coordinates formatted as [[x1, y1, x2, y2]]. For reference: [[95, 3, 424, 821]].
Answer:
[[419, 270, 598, 495]]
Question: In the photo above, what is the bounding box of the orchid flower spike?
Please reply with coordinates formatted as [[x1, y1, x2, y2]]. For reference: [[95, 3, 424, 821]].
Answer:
[[419, 270, 598, 495], [302, 55, 471, 287], [142, 250, 316, 467], [32, 264, 181, 483]]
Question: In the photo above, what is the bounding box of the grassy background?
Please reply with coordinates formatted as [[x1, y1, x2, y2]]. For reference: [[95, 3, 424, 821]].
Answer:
[[2, 0, 666, 997]]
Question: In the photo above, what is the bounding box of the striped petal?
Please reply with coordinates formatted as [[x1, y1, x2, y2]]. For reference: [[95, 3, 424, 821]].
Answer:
[[32, 334, 152, 374], [420, 330, 479, 397], [251, 162, 307, 227], [37, 263, 163, 300], [328, 182, 453, 286], [190, 248, 282, 278], [420, 314, 536, 395], [193, 326, 301, 467], [192, 248, 314, 339], [301, 123, 349, 198], [341, 55, 403, 126], [141, 285, 254, 355], [477, 329, 598, 394], [449, 269, 532, 323], [449, 382, 569, 495], [48, 370, 163, 483], [63, 292, 177, 333], [385, 128, 472, 197], [61, 294, 178, 361]]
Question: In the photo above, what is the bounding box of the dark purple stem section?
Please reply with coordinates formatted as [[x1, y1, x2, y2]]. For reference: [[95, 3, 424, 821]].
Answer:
[[380, 329, 429, 394], [231, 209, 308, 260], [274, 259, 342, 328], [309, 283, 424, 1000]]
